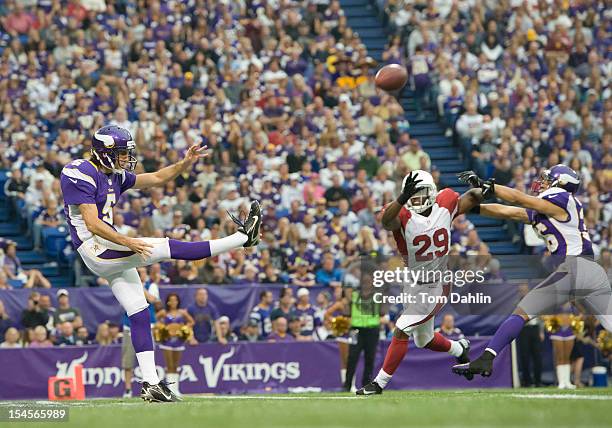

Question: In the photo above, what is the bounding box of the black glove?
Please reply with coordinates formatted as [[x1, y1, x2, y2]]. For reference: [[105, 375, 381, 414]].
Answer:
[[397, 172, 423, 205], [457, 170, 484, 188], [458, 171, 496, 199], [482, 178, 495, 199]]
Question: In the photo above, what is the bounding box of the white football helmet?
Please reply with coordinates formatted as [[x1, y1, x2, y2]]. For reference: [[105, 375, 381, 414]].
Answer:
[[402, 170, 438, 214]]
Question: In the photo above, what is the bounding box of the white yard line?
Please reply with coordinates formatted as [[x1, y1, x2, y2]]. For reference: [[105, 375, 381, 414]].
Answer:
[[509, 393, 612, 401], [192, 395, 358, 400]]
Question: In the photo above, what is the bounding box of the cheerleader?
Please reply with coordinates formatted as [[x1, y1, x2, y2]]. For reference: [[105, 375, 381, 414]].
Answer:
[[550, 312, 576, 389], [156, 293, 194, 396]]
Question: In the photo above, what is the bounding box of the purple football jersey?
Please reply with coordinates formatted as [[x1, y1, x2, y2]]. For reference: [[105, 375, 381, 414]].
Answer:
[[527, 187, 593, 257], [60, 159, 136, 249]]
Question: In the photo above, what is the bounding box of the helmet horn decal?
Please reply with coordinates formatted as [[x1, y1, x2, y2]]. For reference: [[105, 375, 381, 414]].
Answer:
[[94, 132, 116, 148]]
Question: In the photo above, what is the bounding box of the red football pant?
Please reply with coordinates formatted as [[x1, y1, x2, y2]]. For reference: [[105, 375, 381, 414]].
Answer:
[[424, 332, 451, 352], [382, 336, 409, 375]]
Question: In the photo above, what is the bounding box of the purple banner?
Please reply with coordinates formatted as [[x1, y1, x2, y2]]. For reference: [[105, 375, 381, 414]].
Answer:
[[0, 285, 330, 333], [0, 285, 517, 336], [0, 338, 512, 399]]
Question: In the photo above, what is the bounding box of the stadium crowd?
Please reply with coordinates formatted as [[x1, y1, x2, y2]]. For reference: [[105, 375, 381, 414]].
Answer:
[[0, 0, 500, 293]]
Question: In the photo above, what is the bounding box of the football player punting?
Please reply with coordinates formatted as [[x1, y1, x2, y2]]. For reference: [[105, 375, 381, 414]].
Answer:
[[357, 170, 483, 395], [452, 165, 611, 379], [60, 125, 261, 402]]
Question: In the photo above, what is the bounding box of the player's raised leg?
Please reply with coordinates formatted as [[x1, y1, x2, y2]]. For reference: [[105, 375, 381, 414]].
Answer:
[[167, 200, 261, 259], [78, 201, 261, 279]]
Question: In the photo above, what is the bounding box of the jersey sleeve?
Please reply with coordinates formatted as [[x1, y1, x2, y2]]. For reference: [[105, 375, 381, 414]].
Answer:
[[541, 191, 571, 211], [60, 167, 97, 205], [120, 171, 137, 194], [436, 188, 460, 219]]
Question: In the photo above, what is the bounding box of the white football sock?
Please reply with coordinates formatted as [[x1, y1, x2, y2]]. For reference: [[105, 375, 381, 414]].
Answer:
[[448, 340, 463, 358], [562, 364, 574, 387], [210, 233, 247, 256], [136, 351, 160, 384], [340, 369, 346, 384], [166, 373, 180, 395], [556, 364, 566, 388], [374, 369, 393, 389]]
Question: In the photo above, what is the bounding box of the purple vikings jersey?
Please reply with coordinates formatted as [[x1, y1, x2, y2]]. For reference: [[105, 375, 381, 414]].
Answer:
[[294, 305, 320, 336], [60, 159, 136, 249], [527, 187, 594, 257]]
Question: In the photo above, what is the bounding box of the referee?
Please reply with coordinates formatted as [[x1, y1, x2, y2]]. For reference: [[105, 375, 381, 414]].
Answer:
[[343, 268, 383, 392]]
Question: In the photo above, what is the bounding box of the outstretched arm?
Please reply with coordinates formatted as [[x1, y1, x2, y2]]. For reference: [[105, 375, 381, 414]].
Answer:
[[381, 171, 423, 231], [492, 184, 568, 221], [479, 204, 530, 223], [134, 145, 208, 189], [457, 188, 484, 215]]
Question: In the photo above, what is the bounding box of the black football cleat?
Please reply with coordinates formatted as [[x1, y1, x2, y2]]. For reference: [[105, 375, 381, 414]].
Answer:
[[228, 200, 262, 247], [452, 350, 494, 378], [356, 381, 383, 396], [456, 338, 474, 381], [140, 381, 181, 402]]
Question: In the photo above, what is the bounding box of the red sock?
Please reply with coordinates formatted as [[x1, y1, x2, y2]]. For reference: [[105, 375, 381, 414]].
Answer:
[[424, 332, 451, 352], [382, 336, 409, 375]]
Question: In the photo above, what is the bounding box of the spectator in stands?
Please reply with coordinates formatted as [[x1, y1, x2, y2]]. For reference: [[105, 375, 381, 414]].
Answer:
[[21, 291, 49, 330], [0, 327, 22, 348], [3, 242, 51, 288], [188, 288, 221, 344], [401, 139, 431, 172], [316, 253, 343, 287], [455, 102, 484, 162], [53, 289, 81, 327], [95, 322, 114, 346], [238, 319, 262, 342], [435, 314, 464, 340], [288, 315, 311, 341], [152, 199, 174, 231], [0, 299, 14, 343], [267, 316, 295, 343], [295, 288, 319, 339], [29, 325, 53, 348], [290, 260, 316, 287], [33, 199, 64, 250], [410, 45, 433, 119], [54, 321, 77, 346], [75, 326, 92, 346], [4, 168, 28, 211], [213, 316, 238, 343], [270, 287, 296, 321], [250, 291, 273, 339]]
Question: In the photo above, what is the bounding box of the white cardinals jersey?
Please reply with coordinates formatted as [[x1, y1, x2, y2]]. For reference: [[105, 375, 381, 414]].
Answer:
[[392, 188, 460, 271], [386, 188, 461, 332]]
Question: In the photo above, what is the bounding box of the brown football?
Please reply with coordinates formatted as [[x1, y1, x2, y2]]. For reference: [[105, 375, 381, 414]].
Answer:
[[375, 64, 408, 91]]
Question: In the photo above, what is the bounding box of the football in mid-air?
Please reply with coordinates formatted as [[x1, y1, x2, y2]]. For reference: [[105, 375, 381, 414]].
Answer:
[[375, 64, 408, 91]]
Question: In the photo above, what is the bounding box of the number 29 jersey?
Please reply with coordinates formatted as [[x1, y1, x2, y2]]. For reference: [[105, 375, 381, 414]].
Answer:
[[392, 188, 460, 272]]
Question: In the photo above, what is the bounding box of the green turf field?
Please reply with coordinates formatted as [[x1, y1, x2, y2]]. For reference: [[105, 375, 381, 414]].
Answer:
[[2, 389, 612, 428]]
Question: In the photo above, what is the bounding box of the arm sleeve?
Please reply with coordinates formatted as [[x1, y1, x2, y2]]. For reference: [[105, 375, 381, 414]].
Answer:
[[120, 171, 137, 194], [527, 209, 536, 223], [60, 174, 96, 205], [436, 188, 460, 219]]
